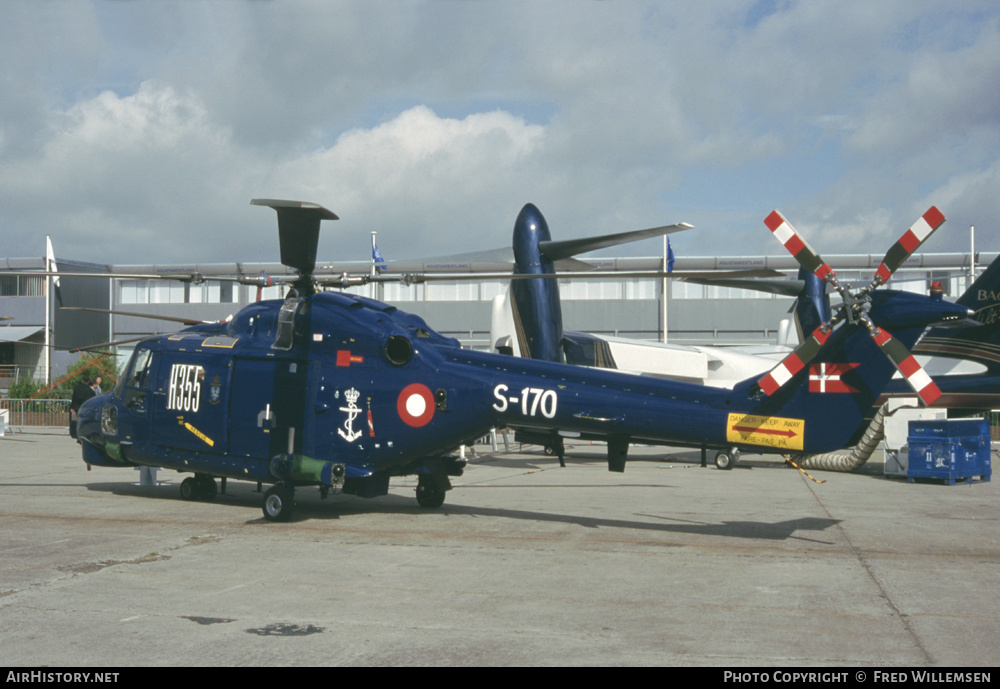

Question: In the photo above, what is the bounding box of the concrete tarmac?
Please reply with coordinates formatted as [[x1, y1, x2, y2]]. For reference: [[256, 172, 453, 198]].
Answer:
[[1, 430, 996, 667]]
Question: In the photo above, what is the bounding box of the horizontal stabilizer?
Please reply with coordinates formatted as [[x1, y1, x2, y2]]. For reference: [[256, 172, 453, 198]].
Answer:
[[539, 223, 693, 262]]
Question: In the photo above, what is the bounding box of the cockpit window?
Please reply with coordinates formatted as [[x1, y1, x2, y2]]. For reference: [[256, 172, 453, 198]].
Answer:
[[118, 347, 154, 410], [128, 349, 153, 388]]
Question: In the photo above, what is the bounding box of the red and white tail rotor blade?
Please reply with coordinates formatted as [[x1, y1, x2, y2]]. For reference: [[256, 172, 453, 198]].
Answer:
[[868, 206, 946, 291], [758, 207, 946, 403], [871, 327, 942, 406], [765, 210, 836, 282], [758, 325, 833, 396]]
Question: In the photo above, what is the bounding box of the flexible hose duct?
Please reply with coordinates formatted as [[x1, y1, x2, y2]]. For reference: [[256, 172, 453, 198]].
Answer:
[[792, 403, 889, 472]]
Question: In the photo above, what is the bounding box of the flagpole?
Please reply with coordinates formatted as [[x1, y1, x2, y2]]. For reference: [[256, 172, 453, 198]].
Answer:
[[662, 235, 668, 343], [44, 235, 52, 385], [970, 225, 975, 281], [370, 231, 377, 300]]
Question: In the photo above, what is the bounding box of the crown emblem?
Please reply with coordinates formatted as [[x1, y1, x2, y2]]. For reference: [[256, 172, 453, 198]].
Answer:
[[344, 387, 360, 405]]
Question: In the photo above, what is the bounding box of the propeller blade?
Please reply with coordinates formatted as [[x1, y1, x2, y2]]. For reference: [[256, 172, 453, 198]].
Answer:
[[870, 327, 942, 405], [764, 211, 835, 281], [868, 206, 946, 290], [757, 324, 834, 395]]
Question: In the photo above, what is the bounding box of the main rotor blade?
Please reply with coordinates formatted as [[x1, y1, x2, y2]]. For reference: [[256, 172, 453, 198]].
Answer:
[[764, 211, 835, 282], [868, 206, 946, 291], [60, 306, 206, 326], [680, 277, 807, 298], [381, 268, 783, 285], [0, 271, 207, 282], [871, 327, 942, 405]]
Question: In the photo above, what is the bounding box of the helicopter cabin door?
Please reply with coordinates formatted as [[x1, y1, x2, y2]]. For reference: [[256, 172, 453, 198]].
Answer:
[[115, 345, 158, 456], [228, 357, 308, 460], [151, 351, 232, 455]]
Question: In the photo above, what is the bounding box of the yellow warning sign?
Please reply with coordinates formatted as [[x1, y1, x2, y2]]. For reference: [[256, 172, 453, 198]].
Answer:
[[726, 413, 804, 451]]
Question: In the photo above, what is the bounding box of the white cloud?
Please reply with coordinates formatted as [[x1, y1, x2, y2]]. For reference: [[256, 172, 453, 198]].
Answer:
[[0, 1, 997, 268], [262, 105, 550, 257]]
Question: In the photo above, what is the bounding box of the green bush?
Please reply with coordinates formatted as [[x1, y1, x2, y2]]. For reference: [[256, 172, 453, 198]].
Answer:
[[7, 378, 40, 400]]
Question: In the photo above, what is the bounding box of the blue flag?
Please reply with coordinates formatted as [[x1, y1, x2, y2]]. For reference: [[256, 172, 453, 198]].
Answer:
[[667, 238, 675, 273], [372, 236, 387, 270]]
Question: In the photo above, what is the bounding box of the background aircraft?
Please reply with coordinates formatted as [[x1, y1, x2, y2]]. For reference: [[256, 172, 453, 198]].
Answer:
[[492, 204, 994, 388], [488, 203, 997, 467], [74, 199, 971, 520]]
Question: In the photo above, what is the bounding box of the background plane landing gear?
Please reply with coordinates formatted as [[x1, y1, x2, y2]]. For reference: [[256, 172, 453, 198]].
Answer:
[[263, 483, 296, 522], [544, 437, 566, 467], [415, 475, 447, 508], [180, 474, 218, 501], [714, 448, 740, 470]]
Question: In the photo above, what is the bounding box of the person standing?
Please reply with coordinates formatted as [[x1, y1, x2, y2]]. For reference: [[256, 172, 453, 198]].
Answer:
[[70, 375, 96, 439]]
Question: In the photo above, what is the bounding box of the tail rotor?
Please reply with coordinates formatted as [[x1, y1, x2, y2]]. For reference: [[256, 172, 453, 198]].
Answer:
[[758, 207, 947, 405]]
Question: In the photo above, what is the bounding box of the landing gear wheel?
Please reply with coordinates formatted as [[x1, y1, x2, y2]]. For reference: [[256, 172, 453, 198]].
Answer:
[[263, 484, 296, 522], [180, 477, 197, 501], [181, 475, 218, 500], [195, 475, 217, 500], [715, 447, 740, 470], [715, 452, 736, 470], [415, 477, 446, 509]]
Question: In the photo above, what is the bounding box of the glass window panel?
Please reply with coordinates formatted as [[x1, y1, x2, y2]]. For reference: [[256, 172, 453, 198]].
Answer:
[[119, 279, 149, 304]]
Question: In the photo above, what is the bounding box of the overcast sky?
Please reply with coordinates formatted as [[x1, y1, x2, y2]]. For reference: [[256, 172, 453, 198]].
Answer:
[[1, 0, 997, 269]]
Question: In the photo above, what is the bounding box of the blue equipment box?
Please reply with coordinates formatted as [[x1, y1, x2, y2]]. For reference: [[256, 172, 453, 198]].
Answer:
[[907, 419, 992, 484]]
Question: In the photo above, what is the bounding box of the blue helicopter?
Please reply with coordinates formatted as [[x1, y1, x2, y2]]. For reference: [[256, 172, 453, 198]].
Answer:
[[503, 205, 1000, 376], [76, 199, 972, 520]]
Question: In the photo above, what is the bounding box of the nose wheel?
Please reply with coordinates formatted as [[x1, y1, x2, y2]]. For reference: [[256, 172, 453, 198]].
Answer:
[[715, 448, 740, 470]]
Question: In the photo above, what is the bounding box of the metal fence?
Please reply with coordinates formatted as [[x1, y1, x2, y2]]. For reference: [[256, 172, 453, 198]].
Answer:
[[1, 398, 70, 433]]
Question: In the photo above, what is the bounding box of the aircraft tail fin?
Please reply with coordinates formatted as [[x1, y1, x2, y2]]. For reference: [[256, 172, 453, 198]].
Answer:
[[914, 253, 1000, 372], [508, 204, 565, 362], [506, 203, 692, 363]]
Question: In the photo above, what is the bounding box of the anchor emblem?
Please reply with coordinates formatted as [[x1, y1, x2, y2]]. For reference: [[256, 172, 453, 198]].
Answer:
[[338, 388, 363, 442]]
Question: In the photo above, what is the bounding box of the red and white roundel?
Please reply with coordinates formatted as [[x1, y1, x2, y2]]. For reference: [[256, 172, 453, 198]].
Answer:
[[397, 383, 435, 427]]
